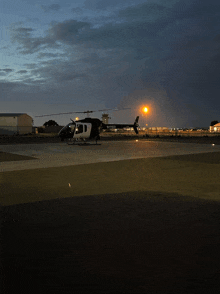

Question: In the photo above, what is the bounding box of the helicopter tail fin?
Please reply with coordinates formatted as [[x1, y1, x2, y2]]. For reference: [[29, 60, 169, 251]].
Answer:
[[133, 116, 139, 134]]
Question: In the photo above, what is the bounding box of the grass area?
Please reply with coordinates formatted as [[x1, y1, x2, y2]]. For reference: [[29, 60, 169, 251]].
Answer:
[[1, 153, 220, 206], [0, 152, 37, 162], [33, 133, 59, 137]]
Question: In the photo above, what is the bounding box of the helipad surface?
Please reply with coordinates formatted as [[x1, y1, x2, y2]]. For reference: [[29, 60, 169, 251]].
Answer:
[[1, 139, 220, 172]]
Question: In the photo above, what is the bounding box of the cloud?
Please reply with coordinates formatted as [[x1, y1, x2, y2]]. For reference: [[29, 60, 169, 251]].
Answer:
[[48, 20, 91, 44], [9, 20, 90, 54], [0, 68, 14, 73], [0, 81, 23, 95], [29, 58, 89, 84], [84, 0, 125, 10], [41, 4, 61, 13], [83, 0, 145, 11], [16, 70, 28, 74], [37, 52, 61, 59], [213, 34, 220, 43], [118, 2, 169, 21], [9, 26, 51, 54], [6, 0, 220, 127], [24, 63, 38, 69], [71, 7, 83, 15]]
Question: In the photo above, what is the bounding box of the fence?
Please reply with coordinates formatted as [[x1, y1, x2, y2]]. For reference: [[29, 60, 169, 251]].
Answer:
[[145, 129, 220, 137], [103, 129, 220, 138]]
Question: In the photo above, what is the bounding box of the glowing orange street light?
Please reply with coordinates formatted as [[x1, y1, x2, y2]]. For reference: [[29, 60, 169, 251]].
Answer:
[[143, 107, 148, 113]]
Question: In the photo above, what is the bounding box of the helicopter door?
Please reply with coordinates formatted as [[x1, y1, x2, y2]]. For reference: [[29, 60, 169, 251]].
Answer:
[[74, 123, 92, 139]]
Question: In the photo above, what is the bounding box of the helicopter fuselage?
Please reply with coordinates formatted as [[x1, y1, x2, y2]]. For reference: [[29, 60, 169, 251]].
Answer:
[[58, 118, 102, 142], [58, 116, 139, 142]]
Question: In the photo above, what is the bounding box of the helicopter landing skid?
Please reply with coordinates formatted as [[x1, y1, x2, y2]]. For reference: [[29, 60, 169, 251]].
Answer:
[[67, 139, 101, 145], [78, 142, 101, 146]]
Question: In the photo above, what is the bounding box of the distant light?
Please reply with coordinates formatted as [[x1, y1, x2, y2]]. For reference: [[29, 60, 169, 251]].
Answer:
[[136, 140, 138, 142], [69, 183, 71, 187], [75, 117, 79, 121], [143, 107, 148, 113], [212, 144, 215, 146]]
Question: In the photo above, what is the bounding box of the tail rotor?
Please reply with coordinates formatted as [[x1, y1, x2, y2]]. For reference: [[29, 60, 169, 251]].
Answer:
[[133, 116, 139, 134]]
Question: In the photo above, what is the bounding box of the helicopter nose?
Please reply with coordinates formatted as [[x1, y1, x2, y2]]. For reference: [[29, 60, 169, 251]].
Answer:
[[58, 130, 64, 138], [59, 131, 65, 141], [58, 128, 65, 136]]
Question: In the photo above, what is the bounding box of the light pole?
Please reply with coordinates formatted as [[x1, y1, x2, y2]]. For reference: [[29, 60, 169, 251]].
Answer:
[[141, 106, 149, 133]]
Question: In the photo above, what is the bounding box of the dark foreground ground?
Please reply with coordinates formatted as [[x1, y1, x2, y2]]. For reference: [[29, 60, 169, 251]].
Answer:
[[1, 143, 220, 293], [1, 192, 220, 294]]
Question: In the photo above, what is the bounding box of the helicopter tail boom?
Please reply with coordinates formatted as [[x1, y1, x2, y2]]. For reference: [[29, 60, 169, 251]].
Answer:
[[103, 116, 139, 134]]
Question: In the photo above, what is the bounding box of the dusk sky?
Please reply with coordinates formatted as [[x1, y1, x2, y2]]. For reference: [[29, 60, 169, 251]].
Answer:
[[1, 0, 220, 127]]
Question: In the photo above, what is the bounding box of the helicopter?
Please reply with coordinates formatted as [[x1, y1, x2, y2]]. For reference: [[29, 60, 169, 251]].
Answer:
[[36, 108, 139, 144]]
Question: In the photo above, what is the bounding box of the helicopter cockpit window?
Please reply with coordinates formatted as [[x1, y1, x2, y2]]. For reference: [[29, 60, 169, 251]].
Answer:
[[75, 124, 83, 134], [84, 125, 87, 132], [68, 123, 75, 132]]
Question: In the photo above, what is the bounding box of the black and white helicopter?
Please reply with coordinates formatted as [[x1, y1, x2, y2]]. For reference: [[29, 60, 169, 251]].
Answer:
[[36, 108, 139, 144]]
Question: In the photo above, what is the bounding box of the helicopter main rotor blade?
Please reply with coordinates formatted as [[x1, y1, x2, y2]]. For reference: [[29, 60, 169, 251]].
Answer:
[[35, 111, 85, 117], [97, 107, 131, 112], [35, 107, 131, 117]]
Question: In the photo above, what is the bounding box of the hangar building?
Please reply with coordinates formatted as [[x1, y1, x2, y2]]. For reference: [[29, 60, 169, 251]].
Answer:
[[0, 113, 33, 135]]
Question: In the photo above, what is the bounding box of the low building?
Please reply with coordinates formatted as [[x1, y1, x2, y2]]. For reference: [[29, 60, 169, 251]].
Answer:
[[210, 123, 220, 132], [0, 113, 33, 135]]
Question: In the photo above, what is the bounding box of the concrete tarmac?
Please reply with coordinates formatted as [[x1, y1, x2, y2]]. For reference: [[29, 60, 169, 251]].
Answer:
[[1, 139, 220, 172], [1, 139, 220, 294]]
